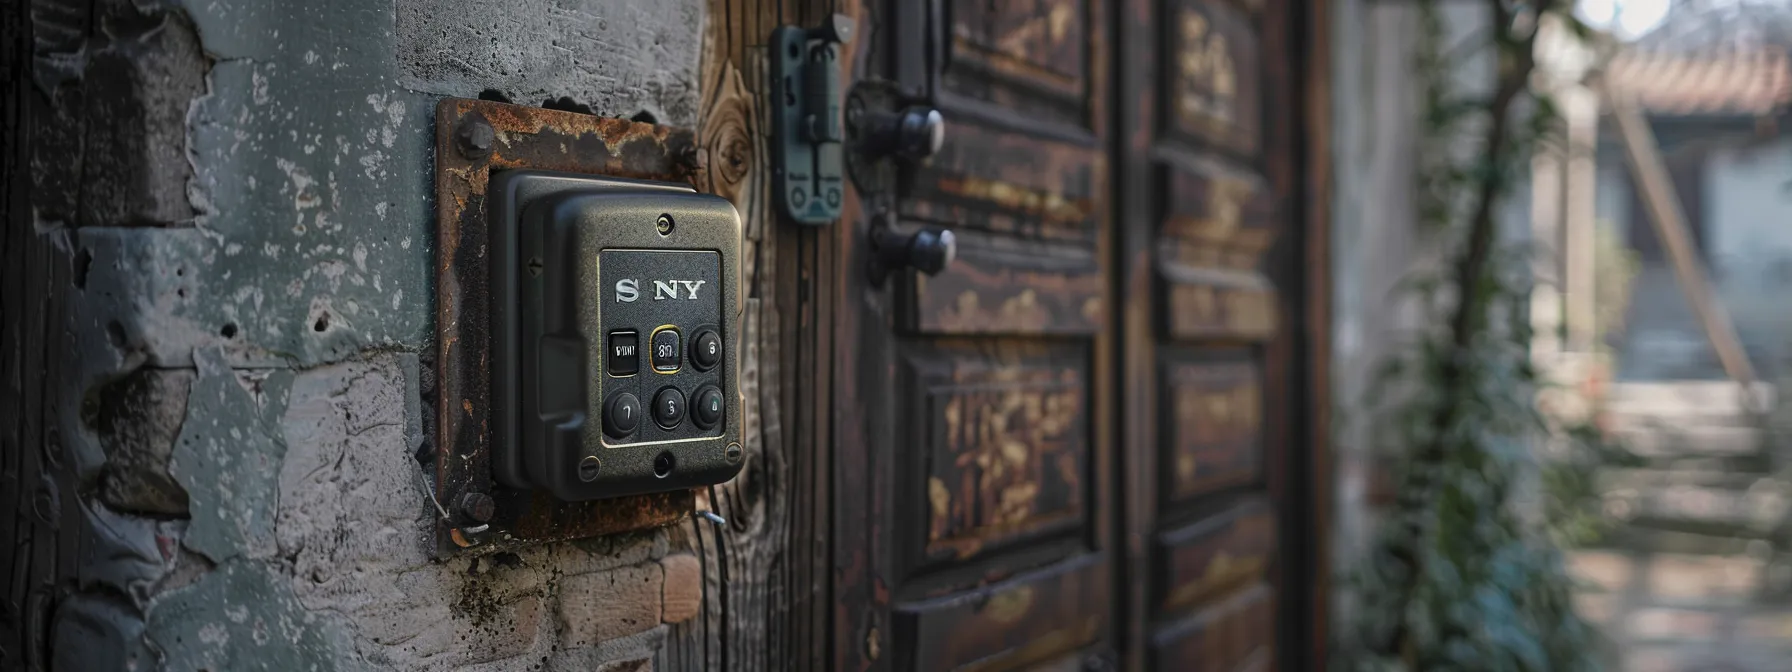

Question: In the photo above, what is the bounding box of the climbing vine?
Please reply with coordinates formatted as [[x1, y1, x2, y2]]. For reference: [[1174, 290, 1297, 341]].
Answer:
[[1336, 2, 1621, 670]]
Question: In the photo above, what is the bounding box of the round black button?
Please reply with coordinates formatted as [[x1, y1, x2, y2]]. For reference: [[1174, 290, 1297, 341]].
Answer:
[[604, 392, 641, 438], [693, 386, 725, 430], [691, 330, 722, 371], [653, 388, 686, 429]]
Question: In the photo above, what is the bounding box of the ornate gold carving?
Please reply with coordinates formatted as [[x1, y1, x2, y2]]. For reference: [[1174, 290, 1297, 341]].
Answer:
[[985, 586, 1038, 625], [1175, 9, 1238, 131], [927, 366, 1085, 559]]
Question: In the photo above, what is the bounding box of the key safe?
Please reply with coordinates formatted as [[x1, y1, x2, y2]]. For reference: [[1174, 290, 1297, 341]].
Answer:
[[489, 170, 744, 502]]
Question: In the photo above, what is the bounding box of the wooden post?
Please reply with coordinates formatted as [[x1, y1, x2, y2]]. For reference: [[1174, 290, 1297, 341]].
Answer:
[[1602, 80, 1761, 406], [1563, 84, 1600, 352], [1531, 129, 1566, 356]]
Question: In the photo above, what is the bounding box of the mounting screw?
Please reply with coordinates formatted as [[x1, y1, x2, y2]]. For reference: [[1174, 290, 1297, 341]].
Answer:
[[725, 442, 743, 463], [458, 492, 495, 523], [456, 117, 495, 158], [655, 213, 676, 236]]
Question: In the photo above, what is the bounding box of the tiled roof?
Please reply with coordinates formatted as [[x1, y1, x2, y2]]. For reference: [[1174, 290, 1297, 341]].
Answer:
[[1604, 48, 1792, 116]]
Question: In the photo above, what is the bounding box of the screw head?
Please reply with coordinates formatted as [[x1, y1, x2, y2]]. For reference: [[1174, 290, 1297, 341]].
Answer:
[[456, 118, 495, 158], [725, 442, 743, 463], [458, 492, 495, 523], [655, 213, 675, 236]]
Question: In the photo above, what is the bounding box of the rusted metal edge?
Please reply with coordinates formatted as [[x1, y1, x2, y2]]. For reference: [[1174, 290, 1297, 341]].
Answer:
[[431, 97, 701, 556]]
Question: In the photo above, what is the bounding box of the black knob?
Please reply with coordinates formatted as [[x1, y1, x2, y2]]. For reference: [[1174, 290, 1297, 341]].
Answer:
[[905, 228, 956, 275], [691, 330, 723, 371], [858, 107, 945, 162], [882, 227, 956, 275], [692, 386, 725, 430], [869, 220, 957, 285], [604, 392, 641, 438], [653, 387, 687, 429], [806, 13, 854, 43]]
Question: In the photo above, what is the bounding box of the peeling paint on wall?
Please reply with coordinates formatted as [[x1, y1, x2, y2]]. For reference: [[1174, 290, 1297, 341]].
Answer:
[[169, 347, 291, 563], [13, 0, 706, 668]]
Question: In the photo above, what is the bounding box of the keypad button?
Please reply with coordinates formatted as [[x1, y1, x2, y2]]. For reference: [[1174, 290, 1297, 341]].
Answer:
[[691, 330, 722, 371], [653, 387, 686, 429], [607, 331, 639, 376], [651, 328, 681, 372], [603, 392, 641, 438], [692, 386, 724, 430]]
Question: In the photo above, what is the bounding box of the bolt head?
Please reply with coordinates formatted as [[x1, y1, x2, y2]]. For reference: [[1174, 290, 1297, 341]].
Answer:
[[457, 119, 495, 158], [655, 213, 675, 236], [458, 492, 495, 522]]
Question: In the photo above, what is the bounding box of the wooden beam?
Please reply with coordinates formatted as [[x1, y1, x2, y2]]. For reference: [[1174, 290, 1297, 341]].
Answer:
[[1601, 81, 1761, 405], [659, 1, 838, 670], [1563, 84, 1600, 352]]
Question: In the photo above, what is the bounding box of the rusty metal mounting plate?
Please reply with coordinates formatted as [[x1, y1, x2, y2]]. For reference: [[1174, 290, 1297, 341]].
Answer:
[[431, 98, 699, 556]]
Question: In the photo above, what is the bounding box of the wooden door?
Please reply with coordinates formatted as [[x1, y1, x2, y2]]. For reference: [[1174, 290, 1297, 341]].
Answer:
[[1115, 0, 1311, 669], [835, 0, 1117, 669], [835, 0, 1317, 670]]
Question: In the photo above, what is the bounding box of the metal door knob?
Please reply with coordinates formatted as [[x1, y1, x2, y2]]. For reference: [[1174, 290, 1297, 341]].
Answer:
[[869, 219, 956, 285], [857, 106, 945, 162]]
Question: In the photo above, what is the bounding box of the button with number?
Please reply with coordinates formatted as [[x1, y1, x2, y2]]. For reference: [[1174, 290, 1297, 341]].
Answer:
[[691, 330, 722, 371], [650, 327, 681, 372], [604, 392, 641, 438], [692, 385, 725, 430], [607, 331, 639, 376], [653, 387, 686, 429]]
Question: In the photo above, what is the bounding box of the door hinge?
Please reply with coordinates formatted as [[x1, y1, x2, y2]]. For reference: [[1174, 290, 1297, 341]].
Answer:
[[770, 15, 853, 226]]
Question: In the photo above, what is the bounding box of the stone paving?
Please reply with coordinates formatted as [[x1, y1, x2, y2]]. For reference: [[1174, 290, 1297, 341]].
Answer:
[[1572, 383, 1792, 671]]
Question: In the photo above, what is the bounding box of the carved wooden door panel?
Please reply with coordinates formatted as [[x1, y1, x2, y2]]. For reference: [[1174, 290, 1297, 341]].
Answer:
[[1116, 0, 1304, 669], [837, 0, 1312, 669], [835, 0, 1118, 670]]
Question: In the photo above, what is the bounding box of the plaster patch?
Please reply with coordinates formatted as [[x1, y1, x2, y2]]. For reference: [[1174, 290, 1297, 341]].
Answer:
[[394, 0, 703, 125], [169, 347, 293, 562], [276, 354, 433, 613], [262, 352, 675, 667], [147, 560, 359, 671]]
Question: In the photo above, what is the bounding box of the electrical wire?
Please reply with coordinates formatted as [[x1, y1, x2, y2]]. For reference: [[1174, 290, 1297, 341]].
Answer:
[[708, 484, 733, 672], [691, 509, 712, 669]]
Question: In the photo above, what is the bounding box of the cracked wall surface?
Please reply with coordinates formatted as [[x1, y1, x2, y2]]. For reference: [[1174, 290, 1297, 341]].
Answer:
[[5, 0, 707, 669]]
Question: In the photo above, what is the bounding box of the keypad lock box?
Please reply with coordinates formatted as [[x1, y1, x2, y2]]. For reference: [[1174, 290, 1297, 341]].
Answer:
[[489, 170, 744, 502]]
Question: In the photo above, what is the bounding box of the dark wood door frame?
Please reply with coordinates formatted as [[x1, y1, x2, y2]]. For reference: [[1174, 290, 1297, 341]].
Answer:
[[1300, 0, 1334, 666]]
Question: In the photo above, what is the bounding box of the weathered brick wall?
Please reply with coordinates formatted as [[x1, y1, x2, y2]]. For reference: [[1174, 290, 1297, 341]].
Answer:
[[7, 0, 710, 669]]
